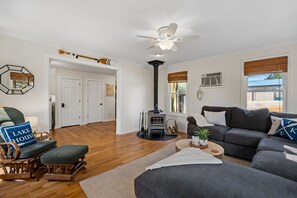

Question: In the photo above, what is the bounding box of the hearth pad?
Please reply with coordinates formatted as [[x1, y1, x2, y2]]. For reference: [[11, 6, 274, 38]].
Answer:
[[137, 131, 177, 141]]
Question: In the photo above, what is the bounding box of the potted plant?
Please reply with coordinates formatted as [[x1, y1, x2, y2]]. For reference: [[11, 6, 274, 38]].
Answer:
[[192, 128, 200, 146], [198, 128, 209, 146]]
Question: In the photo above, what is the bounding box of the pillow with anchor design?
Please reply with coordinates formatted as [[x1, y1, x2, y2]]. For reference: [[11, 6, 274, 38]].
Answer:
[[274, 118, 297, 141], [0, 121, 36, 151]]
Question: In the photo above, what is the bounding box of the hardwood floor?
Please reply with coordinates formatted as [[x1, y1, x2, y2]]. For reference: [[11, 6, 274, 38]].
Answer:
[[0, 121, 186, 197]]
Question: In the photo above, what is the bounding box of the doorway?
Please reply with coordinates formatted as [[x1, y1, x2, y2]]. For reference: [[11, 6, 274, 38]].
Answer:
[[87, 80, 103, 123], [45, 54, 121, 134], [60, 77, 82, 127]]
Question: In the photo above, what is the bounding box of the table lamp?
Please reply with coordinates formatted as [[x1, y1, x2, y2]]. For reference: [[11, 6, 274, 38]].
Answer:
[[25, 116, 38, 132]]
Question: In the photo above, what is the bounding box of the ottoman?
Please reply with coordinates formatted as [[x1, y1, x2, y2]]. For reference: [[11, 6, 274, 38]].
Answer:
[[41, 144, 89, 181]]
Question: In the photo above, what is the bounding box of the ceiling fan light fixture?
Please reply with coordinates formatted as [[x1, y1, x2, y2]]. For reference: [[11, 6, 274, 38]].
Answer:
[[158, 40, 174, 51]]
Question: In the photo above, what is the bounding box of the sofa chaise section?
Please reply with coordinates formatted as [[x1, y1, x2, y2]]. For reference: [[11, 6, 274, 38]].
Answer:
[[135, 160, 297, 198]]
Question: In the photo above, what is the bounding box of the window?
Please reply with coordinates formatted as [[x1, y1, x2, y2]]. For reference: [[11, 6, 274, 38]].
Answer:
[[169, 82, 186, 113], [247, 73, 285, 112], [244, 56, 287, 112], [168, 71, 187, 114]]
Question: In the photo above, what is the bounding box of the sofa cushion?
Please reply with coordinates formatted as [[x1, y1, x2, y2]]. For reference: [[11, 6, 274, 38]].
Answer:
[[268, 116, 297, 135], [201, 106, 233, 127], [204, 111, 226, 126], [230, 107, 270, 132], [252, 151, 297, 182], [16, 140, 56, 159], [274, 118, 297, 141], [268, 135, 295, 143], [225, 128, 267, 148], [205, 125, 231, 141], [270, 112, 297, 119], [257, 138, 297, 154], [135, 160, 297, 198], [191, 114, 214, 127]]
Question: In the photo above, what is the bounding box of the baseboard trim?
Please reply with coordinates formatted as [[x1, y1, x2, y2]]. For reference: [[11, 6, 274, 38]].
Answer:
[[119, 128, 139, 134], [102, 119, 116, 122]]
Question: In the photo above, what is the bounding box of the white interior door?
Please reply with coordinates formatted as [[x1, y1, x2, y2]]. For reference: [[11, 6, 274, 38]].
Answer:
[[61, 78, 82, 127], [87, 80, 103, 123]]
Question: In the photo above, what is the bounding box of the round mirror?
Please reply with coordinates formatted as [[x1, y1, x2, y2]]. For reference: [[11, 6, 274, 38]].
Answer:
[[0, 64, 34, 95]]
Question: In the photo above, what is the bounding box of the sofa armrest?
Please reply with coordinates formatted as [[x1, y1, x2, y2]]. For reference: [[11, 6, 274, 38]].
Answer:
[[187, 116, 197, 125], [0, 142, 20, 163]]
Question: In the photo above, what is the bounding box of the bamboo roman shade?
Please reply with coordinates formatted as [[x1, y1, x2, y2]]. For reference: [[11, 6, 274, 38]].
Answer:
[[168, 71, 188, 83], [244, 56, 288, 76]]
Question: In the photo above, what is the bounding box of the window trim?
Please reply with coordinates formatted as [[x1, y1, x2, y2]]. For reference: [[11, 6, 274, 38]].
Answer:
[[167, 82, 187, 115], [240, 53, 291, 112]]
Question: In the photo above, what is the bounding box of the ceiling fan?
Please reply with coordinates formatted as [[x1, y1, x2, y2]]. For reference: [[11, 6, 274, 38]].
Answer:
[[136, 23, 200, 52]]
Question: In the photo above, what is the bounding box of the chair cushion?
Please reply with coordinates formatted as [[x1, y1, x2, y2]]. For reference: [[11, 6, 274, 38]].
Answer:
[[206, 125, 231, 141], [252, 151, 297, 182], [41, 144, 89, 164], [0, 121, 37, 151], [257, 138, 297, 154], [17, 140, 57, 159], [225, 128, 267, 148], [2, 107, 25, 124], [230, 107, 270, 132]]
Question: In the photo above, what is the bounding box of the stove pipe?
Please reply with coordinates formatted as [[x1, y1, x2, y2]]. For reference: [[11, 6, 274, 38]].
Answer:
[[147, 60, 165, 113]]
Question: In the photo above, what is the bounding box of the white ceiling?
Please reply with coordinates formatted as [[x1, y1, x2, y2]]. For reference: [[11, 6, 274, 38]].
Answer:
[[0, 0, 297, 65]]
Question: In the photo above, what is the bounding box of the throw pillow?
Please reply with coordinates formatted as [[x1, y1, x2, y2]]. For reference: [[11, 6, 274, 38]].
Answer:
[[268, 116, 297, 135], [204, 111, 226, 126], [0, 121, 15, 127], [0, 121, 37, 150], [274, 118, 297, 141], [191, 114, 214, 127]]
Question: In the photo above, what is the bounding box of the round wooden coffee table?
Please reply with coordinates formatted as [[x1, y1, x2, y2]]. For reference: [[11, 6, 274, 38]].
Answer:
[[175, 139, 224, 159]]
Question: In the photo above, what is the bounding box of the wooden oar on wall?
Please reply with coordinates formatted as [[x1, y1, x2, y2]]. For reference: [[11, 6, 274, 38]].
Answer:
[[58, 49, 113, 65]]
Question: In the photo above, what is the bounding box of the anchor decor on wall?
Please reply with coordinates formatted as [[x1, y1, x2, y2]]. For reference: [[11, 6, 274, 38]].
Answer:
[[58, 49, 114, 66]]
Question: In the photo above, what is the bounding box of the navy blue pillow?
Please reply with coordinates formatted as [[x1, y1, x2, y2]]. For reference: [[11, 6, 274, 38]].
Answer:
[[0, 121, 37, 150], [275, 118, 297, 141]]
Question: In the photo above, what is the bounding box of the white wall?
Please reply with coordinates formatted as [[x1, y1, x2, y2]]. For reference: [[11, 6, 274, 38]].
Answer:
[[120, 63, 153, 133], [0, 35, 56, 130], [160, 42, 297, 132], [49, 67, 116, 128], [0, 34, 152, 134]]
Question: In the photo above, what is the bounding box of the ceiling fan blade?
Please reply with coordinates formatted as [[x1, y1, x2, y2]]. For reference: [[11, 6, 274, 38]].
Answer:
[[176, 35, 200, 42], [166, 23, 178, 37], [171, 43, 178, 52], [136, 35, 159, 40], [172, 37, 182, 42], [146, 44, 157, 49]]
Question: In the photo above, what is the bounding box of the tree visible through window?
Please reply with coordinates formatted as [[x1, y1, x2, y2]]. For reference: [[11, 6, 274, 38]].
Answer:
[[247, 72, 284, 112], [169, 82, 186, 113]]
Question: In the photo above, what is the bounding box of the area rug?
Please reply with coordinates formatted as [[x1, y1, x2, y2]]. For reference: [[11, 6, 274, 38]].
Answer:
[[79, 143, 176, 198], [80, 143, 250, 198]]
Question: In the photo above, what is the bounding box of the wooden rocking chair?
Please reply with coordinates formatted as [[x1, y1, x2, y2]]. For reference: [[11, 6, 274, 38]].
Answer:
[[0, 132, 56, 180], [0, 107, 56, 180]]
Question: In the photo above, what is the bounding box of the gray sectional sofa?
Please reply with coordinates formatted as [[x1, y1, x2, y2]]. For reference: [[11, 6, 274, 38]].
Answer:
[[134, 106, 297, 197]]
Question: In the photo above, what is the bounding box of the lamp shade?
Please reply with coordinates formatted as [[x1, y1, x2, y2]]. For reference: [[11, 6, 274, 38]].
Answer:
[[158, 40, 174, 51], [25, 116, 38, 128]]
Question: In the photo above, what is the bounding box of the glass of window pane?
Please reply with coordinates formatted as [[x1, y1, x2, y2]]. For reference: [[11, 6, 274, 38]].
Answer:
[[247, 73, 283, 112]]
